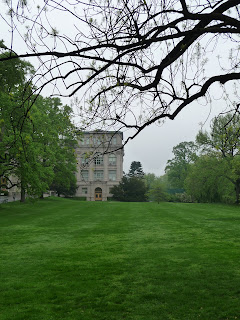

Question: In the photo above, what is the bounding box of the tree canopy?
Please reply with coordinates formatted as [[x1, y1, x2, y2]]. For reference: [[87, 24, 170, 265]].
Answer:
[[0, 1, 240, 142], [110, 176, 147, 202], [0, 51, 77, 201], [195, 113, 240, 203], [165, 141, 198, 189], [128, 161, 145, 179]]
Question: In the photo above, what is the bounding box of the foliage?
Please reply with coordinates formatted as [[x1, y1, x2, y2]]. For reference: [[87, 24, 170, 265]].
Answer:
[[0, 51, 77, 201], [196, 113, 240, 157], [165, 141, 198, 189], [128, 161, 145, 179], [110, 176, 147, 202], [147, 179, 168, 203], [184, 155, 234, 203], [1, 2, 240, 142], [168, 192, 194, 203], [144, 173, 157, 191], [195, 113, 240, 203]]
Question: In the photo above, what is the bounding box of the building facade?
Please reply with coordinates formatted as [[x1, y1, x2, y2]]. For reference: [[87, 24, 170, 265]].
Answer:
[[75, 131, 124, 201]]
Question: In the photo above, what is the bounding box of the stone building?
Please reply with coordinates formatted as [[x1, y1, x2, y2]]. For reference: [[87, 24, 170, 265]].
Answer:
[[75, 131, 124, 201]]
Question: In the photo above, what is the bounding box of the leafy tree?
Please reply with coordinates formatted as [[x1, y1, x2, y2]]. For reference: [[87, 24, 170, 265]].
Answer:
[[1, 2, 240, 142], [147, 179, 168, 203], [195, 113, 240, 203], [165, 141, 198, 189], [0, 53, 77, 201], [128, 161, 145, 178], [144, 173, 157, 191], [110, 176, 147, 202], [185, 155, 233, 203], [0, 51, 38, 198], [31, 96, 77, 199], [51, 164, 77, 197]]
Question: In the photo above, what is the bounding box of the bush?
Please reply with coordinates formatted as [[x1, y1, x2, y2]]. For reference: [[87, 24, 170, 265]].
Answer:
[[168, 192, 194, 203]]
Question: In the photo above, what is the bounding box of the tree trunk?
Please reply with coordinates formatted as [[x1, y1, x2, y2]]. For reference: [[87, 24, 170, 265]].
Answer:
[[20, 187, 26, 203]]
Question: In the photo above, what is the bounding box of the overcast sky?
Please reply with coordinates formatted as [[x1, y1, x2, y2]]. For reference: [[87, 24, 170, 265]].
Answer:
[[0, 1, 235, 177], [123, 95, 225, 175]]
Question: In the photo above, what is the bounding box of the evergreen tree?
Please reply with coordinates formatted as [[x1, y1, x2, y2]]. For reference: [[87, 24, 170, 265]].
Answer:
[[110, 176, 147, 202], [128, 161, 145, 178]]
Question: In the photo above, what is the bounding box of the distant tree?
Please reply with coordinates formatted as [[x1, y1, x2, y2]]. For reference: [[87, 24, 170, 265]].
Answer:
[[185, 155, 233, 203], [110, 176, 147, 202], [147, 179, 168, 203], [144, 173, 157, 192], [165, 141, 198, 189], [128, 161, 145, 179], [196, 113, 240, 203]]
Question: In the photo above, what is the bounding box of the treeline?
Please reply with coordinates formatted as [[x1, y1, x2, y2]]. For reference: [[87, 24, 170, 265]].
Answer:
[[0, 48, 77, 202], [112, 113, 240, 204], [166, 113, 240, 204]]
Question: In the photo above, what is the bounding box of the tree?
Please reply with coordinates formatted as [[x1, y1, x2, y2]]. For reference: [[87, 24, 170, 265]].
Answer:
[[128, 161, 145, 178], [0, 53, 77, 201], [0, 1, 240, 143], [110, 176, 147, 202], [165, 141, 198, 189], [144, 173, 157, 192], [195, 113, 240, 203], [147, 179, 168, 203], [33, 96, 77, 199], [185, 155, 233, 203]]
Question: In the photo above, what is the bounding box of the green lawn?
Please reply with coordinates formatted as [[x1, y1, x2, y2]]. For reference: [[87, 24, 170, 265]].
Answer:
[[1, 198, 240, 320]]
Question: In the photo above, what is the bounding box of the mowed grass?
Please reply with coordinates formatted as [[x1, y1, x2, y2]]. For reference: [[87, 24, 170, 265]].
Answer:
[[1, 199, 240, 320]]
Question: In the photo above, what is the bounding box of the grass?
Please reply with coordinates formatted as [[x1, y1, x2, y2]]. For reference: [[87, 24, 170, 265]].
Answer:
[[1, 198, 240, 320]]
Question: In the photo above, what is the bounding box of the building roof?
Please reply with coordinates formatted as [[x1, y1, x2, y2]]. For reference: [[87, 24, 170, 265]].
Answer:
[[76, 130, 123, 139]]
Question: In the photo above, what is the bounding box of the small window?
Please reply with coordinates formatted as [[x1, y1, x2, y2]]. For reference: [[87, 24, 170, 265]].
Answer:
[[81, 170, 89, 181], [109, 170, 116, 181], [82, 187, 88, 194]]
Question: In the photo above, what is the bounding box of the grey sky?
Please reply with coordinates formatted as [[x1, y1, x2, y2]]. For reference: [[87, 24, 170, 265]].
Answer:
[[0, 1, 237, 177], [123, 97, 224, 175]]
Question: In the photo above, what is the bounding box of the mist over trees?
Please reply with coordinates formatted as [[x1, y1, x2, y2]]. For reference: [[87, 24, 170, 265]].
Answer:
[[0, 1, 239, 144]]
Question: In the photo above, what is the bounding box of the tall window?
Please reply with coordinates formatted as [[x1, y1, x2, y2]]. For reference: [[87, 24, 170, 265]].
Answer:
[[111, 136, 117, 145], [94, 153, 103, 166], [81, 137, 90, 145], [81, 153, 89, 165], [82, 187, 88, 194], [109, 170, 116, 181], [81, 170, 89, 181], [93, 136, 101, 146], [109, 154, 116, 165], [94, 170, 103, 181]]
